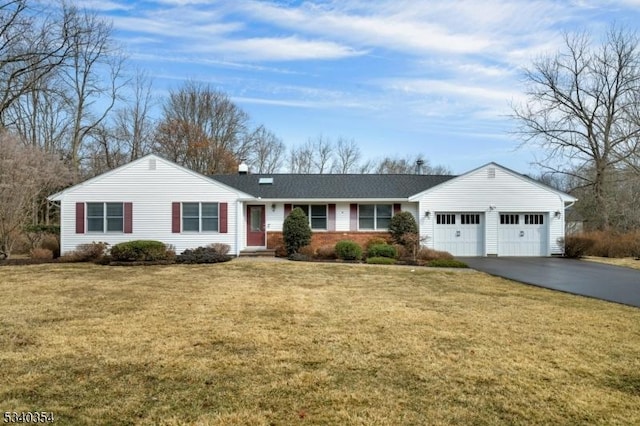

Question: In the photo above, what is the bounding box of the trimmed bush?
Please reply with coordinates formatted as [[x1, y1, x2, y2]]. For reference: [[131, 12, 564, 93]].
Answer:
[[41, 234, 61, 258], [111, 240, 172, 262], [560, 236, 596, 259], [389, 212, 419, 245], [283, 207, 312, 255], [298, 245, 316, 258], [367, 243, 397, 259], [208, 243, 230, 256], [393, 243, 408, 260], [366, 256, 396, 265], [417, 247, 454, 261], [24, 224, 60, 254], [30, 248, 53, 260], [176, 244, 232, 264], [364, 237, 388, 251], [60, 242, 109, 262], [427, 259, 468, 268], [315, 244, 337, 259], [335, 240, 362, 261]]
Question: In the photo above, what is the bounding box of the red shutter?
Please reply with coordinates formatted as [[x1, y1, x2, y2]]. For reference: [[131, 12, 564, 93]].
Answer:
[[328, 204, 336, 231], [394, 203, 402, 214], [219, 203, 228, 233], [75, 202, 85, 234], [124, 202, 133, 233], [284, 204, 292, 216], [350, 204, 358, 231], [172, 202, 181, 233]]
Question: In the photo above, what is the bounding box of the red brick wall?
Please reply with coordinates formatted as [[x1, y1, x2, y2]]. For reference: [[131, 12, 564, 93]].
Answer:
[[267, 231, 392, 256]]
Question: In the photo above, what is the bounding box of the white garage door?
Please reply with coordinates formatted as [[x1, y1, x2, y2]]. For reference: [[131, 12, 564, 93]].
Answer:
[[498, 213, 547, 256], [434, 213, 484, 256]]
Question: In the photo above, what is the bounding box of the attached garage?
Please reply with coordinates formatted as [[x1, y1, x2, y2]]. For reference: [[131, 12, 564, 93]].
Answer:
[[433, 212, 485, 256], [497, 213, 547, 256], [411, 163, 576, 257]]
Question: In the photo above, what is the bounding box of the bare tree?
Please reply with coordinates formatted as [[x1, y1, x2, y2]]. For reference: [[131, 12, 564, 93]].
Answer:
[[112, 69, 155, 162], [288, 142, 314, 173], [309, 135, 334, 173], [373, 154, 451, 174], [61, 5, 126, 175], [332, 137, 361, 173], [155, 81, 252, 174], [5, 70, 69, 153], [287, 135, 334, 173], [248, 125, 285, 173], [0, 0, 79, 124], [512, 26, 640, 230], [0, 131, 71, 258]]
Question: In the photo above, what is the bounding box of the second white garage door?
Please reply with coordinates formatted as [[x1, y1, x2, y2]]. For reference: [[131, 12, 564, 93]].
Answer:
[[498, 213, 547, 256], [434, 213, 484, 256]]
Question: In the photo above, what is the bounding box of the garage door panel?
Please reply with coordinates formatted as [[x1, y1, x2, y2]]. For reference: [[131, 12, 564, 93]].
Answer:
[[434, 213, 484, 256], [498, 213, 547, 256]]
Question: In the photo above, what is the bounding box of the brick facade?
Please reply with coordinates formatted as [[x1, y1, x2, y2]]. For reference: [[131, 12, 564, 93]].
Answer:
[[267, 231, 392, 256]]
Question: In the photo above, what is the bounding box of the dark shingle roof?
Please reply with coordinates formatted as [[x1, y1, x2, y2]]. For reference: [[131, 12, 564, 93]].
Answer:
[[211, 174, 456, 199]]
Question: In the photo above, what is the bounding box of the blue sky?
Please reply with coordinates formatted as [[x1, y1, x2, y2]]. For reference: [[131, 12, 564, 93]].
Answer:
[[87, 0, 640, 174]]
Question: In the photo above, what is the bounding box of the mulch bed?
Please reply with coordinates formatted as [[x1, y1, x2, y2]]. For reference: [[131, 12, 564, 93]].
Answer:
[[0, 258, 62, 266]]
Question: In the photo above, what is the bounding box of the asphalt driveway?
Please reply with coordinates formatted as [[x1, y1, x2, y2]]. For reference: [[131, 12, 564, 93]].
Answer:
[[459, 257, 640, 308]]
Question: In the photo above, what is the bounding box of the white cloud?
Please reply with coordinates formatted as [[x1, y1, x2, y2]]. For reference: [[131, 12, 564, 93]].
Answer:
[[236, 0, 572, 59], [380, 77, 527, 120], [198, 36, 365, 61]]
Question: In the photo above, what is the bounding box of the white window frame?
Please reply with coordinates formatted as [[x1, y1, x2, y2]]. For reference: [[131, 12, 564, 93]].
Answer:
[[292, 204, 328, 230], [182, 202, 219, 232], [358, 204, 393, 230], [86, 202, 124, 233]]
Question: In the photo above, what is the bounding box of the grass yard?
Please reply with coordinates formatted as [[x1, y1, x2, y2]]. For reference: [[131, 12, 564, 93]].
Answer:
[[583, 256, 640, 271], [1, 261, 639, 425]]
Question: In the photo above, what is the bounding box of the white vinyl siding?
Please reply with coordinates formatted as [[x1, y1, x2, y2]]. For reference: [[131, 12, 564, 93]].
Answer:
[[55, 156, 242, 255], [265, 202, 418, 233], [413, 164, 574, 256]]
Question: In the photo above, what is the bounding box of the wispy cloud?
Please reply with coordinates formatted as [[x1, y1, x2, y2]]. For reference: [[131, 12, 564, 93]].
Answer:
[[197, 36, 365, 61], [86, 0, 640, 172]]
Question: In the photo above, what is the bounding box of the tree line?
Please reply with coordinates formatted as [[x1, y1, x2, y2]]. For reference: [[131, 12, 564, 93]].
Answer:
[[0, 0, 448, 179], [2, 0, 640, 258], [0, 0, 449, 257]]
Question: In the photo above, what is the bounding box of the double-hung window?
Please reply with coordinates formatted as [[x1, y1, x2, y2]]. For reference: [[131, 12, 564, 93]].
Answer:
[[359, 204, 392, 230], [293, 204, 327, 230], [87, 202, 123, 232], [182, 202, 219, 232]]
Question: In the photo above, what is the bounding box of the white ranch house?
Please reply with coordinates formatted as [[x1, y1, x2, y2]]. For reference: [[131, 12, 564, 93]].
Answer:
[[49, 154, 577, 257]]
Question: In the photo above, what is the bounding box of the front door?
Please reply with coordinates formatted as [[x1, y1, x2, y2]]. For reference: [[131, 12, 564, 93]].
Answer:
[[246, 205, 266, 246]]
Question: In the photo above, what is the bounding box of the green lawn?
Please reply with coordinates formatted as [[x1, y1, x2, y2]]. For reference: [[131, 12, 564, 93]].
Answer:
[[1, 261, 639, 425]]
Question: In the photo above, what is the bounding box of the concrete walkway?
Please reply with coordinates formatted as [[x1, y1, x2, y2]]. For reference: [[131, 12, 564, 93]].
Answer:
[[459, 257, 640, 308]]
